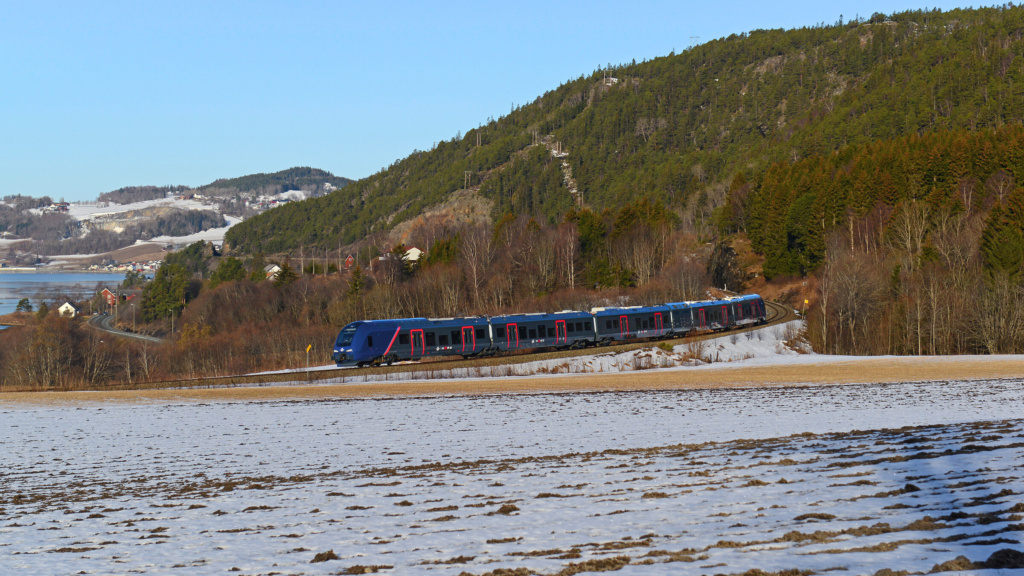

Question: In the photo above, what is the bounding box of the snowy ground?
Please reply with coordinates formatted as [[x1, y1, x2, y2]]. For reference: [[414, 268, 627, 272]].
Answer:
[[64, 198, 212, 221], [147, 214, 242, 247], [2, 379, 1023, 575]]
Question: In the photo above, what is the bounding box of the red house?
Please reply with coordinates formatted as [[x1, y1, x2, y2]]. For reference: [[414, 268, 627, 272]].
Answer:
[[101, 288, 116, 307]]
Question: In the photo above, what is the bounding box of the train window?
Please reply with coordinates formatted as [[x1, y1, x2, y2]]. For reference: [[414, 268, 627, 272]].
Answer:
[[537, 325, 546, 336], [613, 319, 620, 329], [528, 328, 537, 339], [584, 321, 592, 331], [439, 334, 449, 346], [425, 332, 436, 346], [548, 327, 555, 337], [367, 335, 374, 347], [642, 319, 648, 329], [605, 320, 613, 330], [476, 328, 486, 339], [399, 333, 409, 345], [567, 323, 575, 334], [496, 327, 506, 338], [649, 316, 655, 326], [451, 331, 461, 344]]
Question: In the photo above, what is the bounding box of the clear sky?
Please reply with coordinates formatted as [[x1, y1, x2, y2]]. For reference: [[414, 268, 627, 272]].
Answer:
[[1, 0, 978, 201]]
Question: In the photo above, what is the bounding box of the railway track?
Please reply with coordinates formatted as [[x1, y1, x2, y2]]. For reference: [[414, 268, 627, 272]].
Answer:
[[103, 300, 799, 392]]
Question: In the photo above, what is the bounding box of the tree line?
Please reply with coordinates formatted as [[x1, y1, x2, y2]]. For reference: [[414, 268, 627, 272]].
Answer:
[[732, 124, 1024, 355]]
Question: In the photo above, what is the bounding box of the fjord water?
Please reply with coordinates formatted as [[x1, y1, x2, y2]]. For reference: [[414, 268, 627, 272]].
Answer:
[[0, 272, 122, 316]]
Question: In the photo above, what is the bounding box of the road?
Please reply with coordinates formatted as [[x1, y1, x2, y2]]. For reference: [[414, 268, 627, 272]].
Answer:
[[87, 314, 164, 344]]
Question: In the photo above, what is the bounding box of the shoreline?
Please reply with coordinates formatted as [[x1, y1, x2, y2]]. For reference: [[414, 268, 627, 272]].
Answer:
[[0, 268, 125, 274], [3, 354, 1023, 405]]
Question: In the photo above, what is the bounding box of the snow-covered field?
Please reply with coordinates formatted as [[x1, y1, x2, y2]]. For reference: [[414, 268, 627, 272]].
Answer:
[[2, 377, 1023, 575], [148, 214, 242, 247], [65, 198, 212, 221]]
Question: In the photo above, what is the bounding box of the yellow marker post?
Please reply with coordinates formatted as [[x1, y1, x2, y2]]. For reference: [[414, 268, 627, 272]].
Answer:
[[306, 344, 312, 376]]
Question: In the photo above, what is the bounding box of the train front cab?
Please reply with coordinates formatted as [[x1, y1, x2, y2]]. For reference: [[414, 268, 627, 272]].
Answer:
[[333, 319, 407, 367], [334, 317, 491, 366]]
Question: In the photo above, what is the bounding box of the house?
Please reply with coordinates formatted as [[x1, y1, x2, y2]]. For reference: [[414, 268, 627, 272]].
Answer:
[[100, 288, 116, 307], [368, 246, 425, 272], [264, 264, 282, 281], [344, 254, 355, 269], [58, 302, 81, 318], [404, 246, 423, 262]]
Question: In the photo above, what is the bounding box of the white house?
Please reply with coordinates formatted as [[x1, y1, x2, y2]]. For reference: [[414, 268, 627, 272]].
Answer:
[[58, 302, 81, 318], [404, 246, 423, 262], [264, 264, 283, 281]]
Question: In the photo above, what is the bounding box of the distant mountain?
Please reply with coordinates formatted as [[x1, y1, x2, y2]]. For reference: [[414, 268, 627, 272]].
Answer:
[[197, 167, 351, 198], [226, 6, 1024, 255]]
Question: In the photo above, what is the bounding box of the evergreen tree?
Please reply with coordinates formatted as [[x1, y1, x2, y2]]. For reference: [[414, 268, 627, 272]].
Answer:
[[273, 263, 299, 287], [210, 256, 247, 289]]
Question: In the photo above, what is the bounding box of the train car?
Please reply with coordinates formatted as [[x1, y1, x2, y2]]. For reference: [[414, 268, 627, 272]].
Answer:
[[333, 316, 491, 367], [591, 305, 671, 344], [729, 294, 767, 327], [688, 298, 740, 332], [488, 310, 595, 353]]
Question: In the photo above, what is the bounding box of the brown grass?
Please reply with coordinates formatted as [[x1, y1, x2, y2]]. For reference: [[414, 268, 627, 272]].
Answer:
[[7, 355, 1024, 404]]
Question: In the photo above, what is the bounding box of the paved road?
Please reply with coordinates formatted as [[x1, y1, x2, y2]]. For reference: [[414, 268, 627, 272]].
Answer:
[[87, 314, 165, 344]]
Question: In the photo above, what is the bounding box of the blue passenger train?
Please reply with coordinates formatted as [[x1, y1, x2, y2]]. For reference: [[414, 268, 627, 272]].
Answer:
[[332, 294, 767, 367]]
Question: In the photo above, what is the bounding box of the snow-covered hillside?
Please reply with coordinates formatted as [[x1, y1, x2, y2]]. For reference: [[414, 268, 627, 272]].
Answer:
[[63, 197, 212, 221]]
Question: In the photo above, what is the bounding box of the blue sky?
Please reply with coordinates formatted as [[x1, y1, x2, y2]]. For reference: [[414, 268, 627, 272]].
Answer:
[[1, 1, 978, 201]]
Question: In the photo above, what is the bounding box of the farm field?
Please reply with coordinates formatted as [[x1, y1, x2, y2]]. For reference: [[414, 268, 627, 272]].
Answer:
[[2, 378, 1023, 575]]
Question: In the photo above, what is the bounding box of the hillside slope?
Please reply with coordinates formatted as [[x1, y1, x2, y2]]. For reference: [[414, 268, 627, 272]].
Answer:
[[198, 166, 350, 198], [227, 6, 1024, 254]]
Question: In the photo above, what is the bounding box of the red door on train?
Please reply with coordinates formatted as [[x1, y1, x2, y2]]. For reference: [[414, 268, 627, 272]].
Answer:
[[411, 329, 425, 358], [506, 323, 519, 348]]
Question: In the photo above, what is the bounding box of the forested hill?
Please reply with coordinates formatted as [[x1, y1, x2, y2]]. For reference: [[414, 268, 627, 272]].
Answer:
[[198, 167, 351, 197], [226, 6, 1024, 254]]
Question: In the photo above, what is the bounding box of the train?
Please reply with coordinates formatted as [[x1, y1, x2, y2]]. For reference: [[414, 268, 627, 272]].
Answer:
[[332, 294, 767, 367]]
